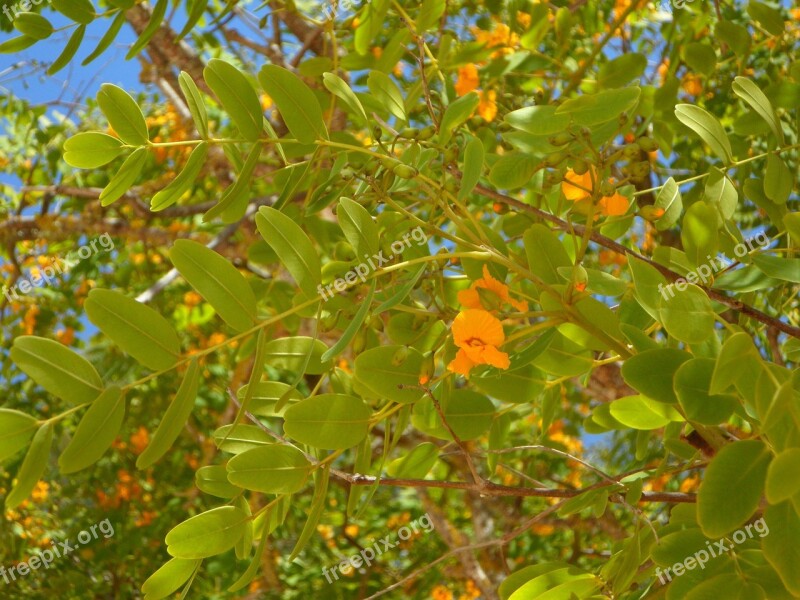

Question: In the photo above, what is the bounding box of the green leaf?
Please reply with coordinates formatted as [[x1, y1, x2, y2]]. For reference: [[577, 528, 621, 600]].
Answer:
[[763, 502, 800, 596], [746, 1, 785, 36], [621, 348, 691, 403], [354, 0, 389, 54], [338, 197, 379, 258], [752, 255, 800, 283], [237, 382, 302, 417], [439, 92, 479, 145], [284, 394, 371, 449], [367, 71, 406, 121], [654, 177, 683, 231], [732, 77, 784, 144], [213, 424, 273, 454], [321, 280, 376, 362], [205, 59, 263, 142], [5, 423, 53, 509], [0, 35, 38, 54], [386, 442, 439, 478], [416, 0, 446, 31], [97, 84, 149, 145], [256, 206, 322, 298], [716, 20, 751, 56], [710, 332, 757, 394], [84, 288, 182, 371], [412, 390, 495, 441], [764, 154, 792, 205], [504, 105, 570, 135], [524, 224, 571, 284], [489, 153, 539, 190], [598, 53, 647, 88], [47, 24, 85, 75], [166, 506, 249, 559], [674, 359, 738, 425], [100, 147, 148, 206], [697, 439, 771, 538], [82, 10, 125, 65], [14, 13, 53, 40], [177, 0, 207, 39], [51, 0, 94, 23], [10, 336, 103, 405], [142, 558, 201, 600], [609, 395, 682, 430], [682, 200, 719, 269], [178, 71, 209, 139], [263, 337, 333, 375], [675, 104, 732, 163], [196, 465, 241, 498], [0, 410, 39, 464], [704, 169, 738, 221], [628, 256, 669, 320], [64, 132, 123, 169], [323, 72, 368, 127], [458, 136, 485, 201], [682, 43, 717, 76], [658, 283, 715, 344], [784, 213, 800, 244], [137, 360, 200, 469], [126, 0, 167, 58], [58, 386, 125, 474], [287, 465, 330, 561], [259, 65, 328, 144], [374, 264, 426, 314], [354, 345, 426, 404], [205, 144, 262, 223], [169, 239, 257, 332], [765, 448, 800, 504], [555, 87, 640, 126], [151, 142, 208, 211], [226, 445, 311, 494]]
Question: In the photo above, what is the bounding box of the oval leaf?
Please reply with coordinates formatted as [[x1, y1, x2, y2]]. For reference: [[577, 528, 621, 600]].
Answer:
[[59, 386, 125, 474], [284, 394, 371, 449]]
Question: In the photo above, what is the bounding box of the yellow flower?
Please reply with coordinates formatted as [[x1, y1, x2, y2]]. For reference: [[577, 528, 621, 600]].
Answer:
[[447, 309, 510, 377], [455, 64, 479, 97], [598, 192, 629, 216], [561, 168, 595, 201], [457, 265, 528, 313], [682, 73, 703, 96], [31, 481, 49, 503], [477, 90, 497, 121]]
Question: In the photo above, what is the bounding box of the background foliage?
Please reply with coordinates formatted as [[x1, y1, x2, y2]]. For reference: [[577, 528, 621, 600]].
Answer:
[[1, 0, 799, 598]]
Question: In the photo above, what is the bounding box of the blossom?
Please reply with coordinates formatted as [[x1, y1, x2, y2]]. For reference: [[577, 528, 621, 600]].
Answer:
[[447, 309, 510, 377], [598, 192, 630, 216], [455, 63, 479, 97], [457, 265, 528, 312], [477, 90, 498, 121], [561, 168, 595, 201]]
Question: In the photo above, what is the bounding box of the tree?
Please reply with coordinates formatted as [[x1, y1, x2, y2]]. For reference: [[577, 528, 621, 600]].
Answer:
[[1, 0, 799, 598]]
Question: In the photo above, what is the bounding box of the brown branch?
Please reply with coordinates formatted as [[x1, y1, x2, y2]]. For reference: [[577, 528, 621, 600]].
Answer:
[[452, 168, 800, 340]]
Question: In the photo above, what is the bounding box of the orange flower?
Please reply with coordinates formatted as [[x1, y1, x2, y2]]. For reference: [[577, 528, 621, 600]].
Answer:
[[457, 265, 528, 312], [598, 192, 629, 216], [681, 73, 703, 96], [455, 64, 479, 97], [561, 168, 595, 201], [447, 309, 510, 377], [130, 426, 150, 455], [477, 90, 497, 121]]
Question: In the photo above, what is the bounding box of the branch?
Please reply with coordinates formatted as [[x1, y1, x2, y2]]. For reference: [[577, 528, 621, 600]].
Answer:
[[453, 169, 800, 340]]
